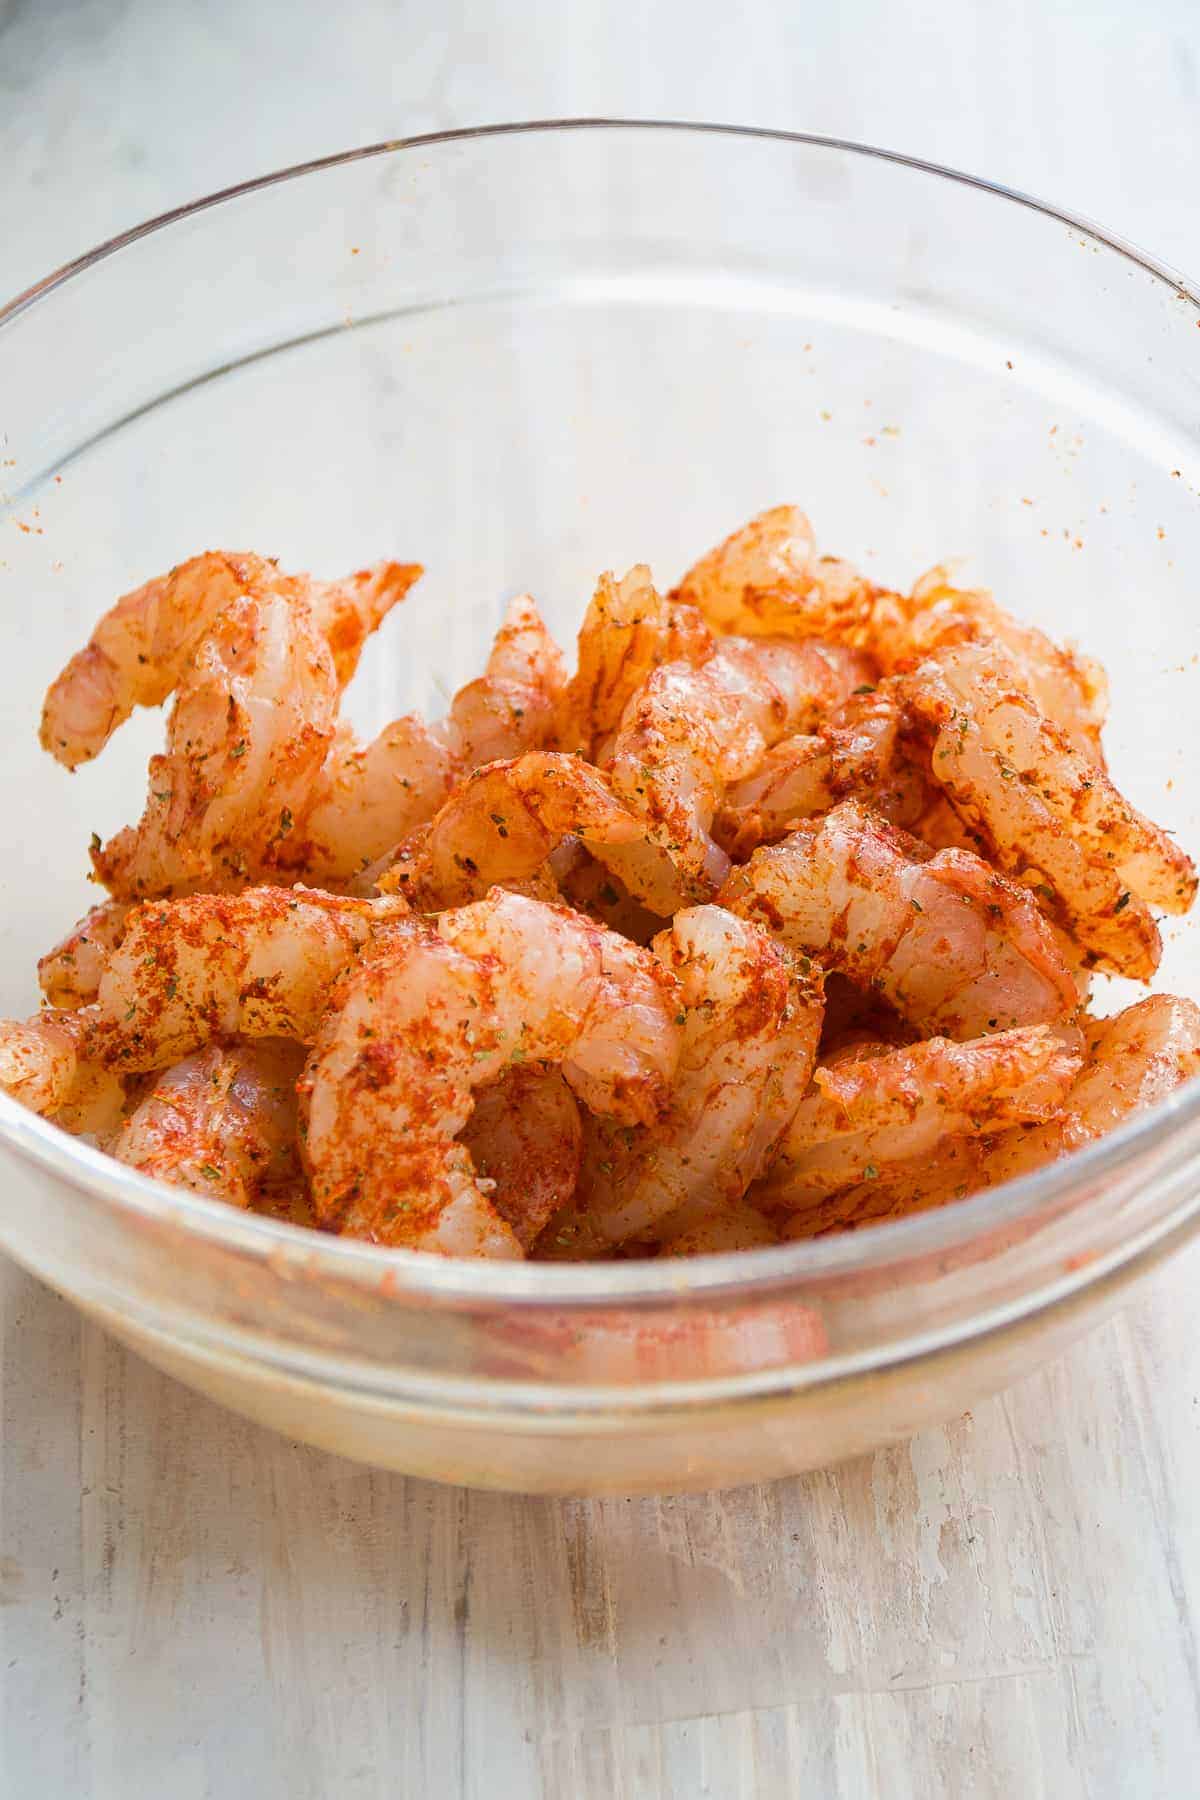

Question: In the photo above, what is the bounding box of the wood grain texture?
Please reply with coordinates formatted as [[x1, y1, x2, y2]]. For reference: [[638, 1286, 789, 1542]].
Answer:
[[4, 1, 1200, 1794]]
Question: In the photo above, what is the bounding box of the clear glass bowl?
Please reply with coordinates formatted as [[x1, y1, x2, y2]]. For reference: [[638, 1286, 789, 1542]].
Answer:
[[2, 121, 1199, 1494]]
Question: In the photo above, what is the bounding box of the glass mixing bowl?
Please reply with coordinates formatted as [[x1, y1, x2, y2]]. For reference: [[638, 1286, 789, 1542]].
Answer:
[[2, 122, 1199, 1495]]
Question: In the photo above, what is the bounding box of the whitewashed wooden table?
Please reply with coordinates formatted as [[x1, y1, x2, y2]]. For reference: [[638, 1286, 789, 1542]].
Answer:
[[4, 2, 1200, 1793]]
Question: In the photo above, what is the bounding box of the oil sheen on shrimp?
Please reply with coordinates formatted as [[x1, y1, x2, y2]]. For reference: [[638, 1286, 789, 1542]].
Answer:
[[902, 641, 1195, 976], [983, 995, 1200, 1186], [380, 750, 686, 914], [93, 585, 341, 898], [299, 889, 683, 1255], [755, 1024, 1084, 1211], [559, 564, 715, 759], [111, 1040, 304, 1208], [39, 901, 131, 1008], [549, 907, 823, 1253], [0, 1007, 124, 1135], [715, 685, 925, 856], [41, 552, 420, 770], [719, 799, 1079, 1038], [283, 595, 567, 884], [605, 634, 873, 901], [459, 1064, 582, 1249], [871, 567, 1108, 762], [672, 504, 877, 641], [85, 887, 409, 1070]]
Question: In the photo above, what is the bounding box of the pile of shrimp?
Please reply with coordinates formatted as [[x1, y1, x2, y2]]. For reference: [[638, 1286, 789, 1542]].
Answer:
[[3, 507, 1198, 1260]]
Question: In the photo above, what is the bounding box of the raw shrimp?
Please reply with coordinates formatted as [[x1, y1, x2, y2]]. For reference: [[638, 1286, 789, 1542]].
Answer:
[[299, 890, 683, 1254], [459, 1065, 582, 1249], [41, 552, 418, 769], [902, 641, 1194, 975], [755, 1024, 1083, 1210], [279, 596, 566, 884], [778, 1139, 988, 1238], [0, 1007, 124, 1135], [550, 843, 664, 944], [606, 636, 873, 900], [87, 887, 409, 1070], [716, 685, 925, 856], [672, 504, 876, 641], [871, 567, 1108, 761], [984, 995, 1200, 1186], [653, 1193, 780, 1256], [719, 800, 1079, 1038], [39, 901, 130, 1008], [446, 592, 568, 767], [307, 561, 424, 688], [380, 751, 682, 914], [552, 907, 824, 1250], [111, 1040, 304, 1208], [93, 587, 341, 899], [559, 564, 714, 758]]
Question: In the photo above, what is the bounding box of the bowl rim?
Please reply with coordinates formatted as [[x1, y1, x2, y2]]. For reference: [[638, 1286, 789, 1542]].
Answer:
[[3, 115, 1200, 1316]]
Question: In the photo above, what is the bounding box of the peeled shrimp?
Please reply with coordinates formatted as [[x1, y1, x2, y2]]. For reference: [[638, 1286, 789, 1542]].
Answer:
[[778, 1139, 988, 1238], [755, 1024, 1083, 1211], [459, 1065, 582, 1249], [984, 995, 1200, 1186], [279, 595, 566, 885], [39, 901, 131, 1008], [41, 552, 418, 769], [559, 564, 714, 758], [652, 1194, 781, 1256], [446, 592, 567, 766], [0, 1007, 124, 1135], [380, 751, 683, 914], [716, 684, 925, 856], [307, 561, 424, 688], [871, 567, 1108, 761], [605, 636, 874, 901], [299, 889, 683, 1254], [551, 906, 824, 1251], [903, 641, 1195, 975], [110, 1040, 304, 1208], [719, 800, 1079, 1038], [672, 504, 876, 641], [87, 887, 409, 1070], [93, 586, 340, 898]]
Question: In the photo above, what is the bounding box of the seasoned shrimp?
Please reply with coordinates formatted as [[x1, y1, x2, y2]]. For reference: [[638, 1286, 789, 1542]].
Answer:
[[755, 1024, 1083, 1210], [87, 887, 408, 1070], [446, 592, 568, 767], [111, 1040, 304, 1208], [0, 1007, 124, 1135], [984, 995, 1200, 1186], [551, 907, 823, 1251], [459, 1065, 582, 1249], [380, 751, 683, 914], [41, 552, 418, 769], [720, 800, 1079, 1037], [279, 596, 566, 885], [653, 1194, 780, 1256], [672, 504, 876, 641], [299, 890, 682, 1254], [39, 901, 131, 1008], [606, 636, 873, 901], [93, 586, 341, 899], [716, 685, 925, 856], [307, 561, 424, 688], [902, 641, 1194, 975], [559, 564, 714, 758], [872, 568, 1108, 761], [778, 1139, 988, 1238]]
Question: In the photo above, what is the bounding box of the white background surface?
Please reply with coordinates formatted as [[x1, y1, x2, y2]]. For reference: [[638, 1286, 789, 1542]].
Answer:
[[3, 2, 1200, 1794]]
